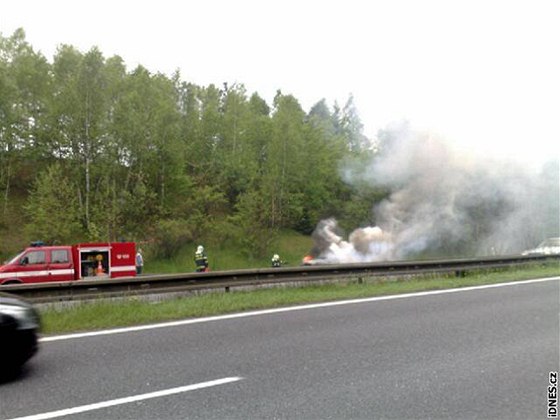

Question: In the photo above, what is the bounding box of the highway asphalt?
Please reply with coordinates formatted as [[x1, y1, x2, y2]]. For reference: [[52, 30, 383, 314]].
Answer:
[[1, 277, 558, 419]]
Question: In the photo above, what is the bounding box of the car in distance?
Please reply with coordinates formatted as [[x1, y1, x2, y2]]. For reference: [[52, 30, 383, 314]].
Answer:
[[522, 237, 560, 256], [0, 293, 40, 376]]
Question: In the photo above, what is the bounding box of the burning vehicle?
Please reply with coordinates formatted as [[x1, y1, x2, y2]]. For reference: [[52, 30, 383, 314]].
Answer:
[[302, 219, 394, 265], [302, 255, 329, 266]]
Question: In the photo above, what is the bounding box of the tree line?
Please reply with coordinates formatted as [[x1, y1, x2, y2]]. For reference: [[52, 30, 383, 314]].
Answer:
[[0, 29, 384, 258]]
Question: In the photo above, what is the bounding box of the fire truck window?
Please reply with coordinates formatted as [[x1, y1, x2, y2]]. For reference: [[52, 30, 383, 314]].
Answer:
[[26, 251, 46, 265], [51, 250, 69, 263]]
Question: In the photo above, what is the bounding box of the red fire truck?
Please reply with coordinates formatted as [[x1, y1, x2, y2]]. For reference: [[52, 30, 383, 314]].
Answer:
[[0, 242, 137, 285]]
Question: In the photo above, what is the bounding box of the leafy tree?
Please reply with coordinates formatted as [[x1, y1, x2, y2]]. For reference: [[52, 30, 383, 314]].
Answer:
[[339, 94, 370, 152], [265, 93, 308, 228], [152, 218, 194, 259], [217, 83, 254, 208], [111, 66, 183, 220], [198, 84, 223, 180], [230, 190, 278, 258], [177, 81, 203, 177], [117, 173, 159, 240], [48, 46, 110, 230], [0, 29, 386, 260], [246, 92, 272, 181], [0, 29, 51, 216], [300, 99, 349, 232], [24, 164, 81, 244]]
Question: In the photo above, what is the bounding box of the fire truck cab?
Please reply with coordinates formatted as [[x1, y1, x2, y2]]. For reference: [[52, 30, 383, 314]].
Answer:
[[0, 242, 136, 285]]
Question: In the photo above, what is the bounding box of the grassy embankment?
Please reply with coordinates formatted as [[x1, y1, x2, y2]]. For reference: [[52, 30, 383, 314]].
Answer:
[[40, 261, 559, 335], [144, 230, 314, 273]]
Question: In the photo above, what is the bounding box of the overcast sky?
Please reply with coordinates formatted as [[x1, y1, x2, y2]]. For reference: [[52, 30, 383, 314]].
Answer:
[[2, 0, 559, 167]]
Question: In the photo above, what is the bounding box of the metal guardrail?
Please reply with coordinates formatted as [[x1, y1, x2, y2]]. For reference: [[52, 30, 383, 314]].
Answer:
[[0, 254, 558, 303]]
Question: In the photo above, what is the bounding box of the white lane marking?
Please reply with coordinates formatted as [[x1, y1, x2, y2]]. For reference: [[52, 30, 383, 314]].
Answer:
[[41, 276, 559, 343], [7, 377, 243, 420]]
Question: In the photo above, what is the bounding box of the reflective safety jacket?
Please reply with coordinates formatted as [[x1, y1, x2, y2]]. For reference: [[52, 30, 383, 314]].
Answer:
[[195, 251, 208, 268]]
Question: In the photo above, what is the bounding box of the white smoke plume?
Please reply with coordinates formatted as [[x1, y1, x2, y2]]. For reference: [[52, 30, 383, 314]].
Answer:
[[307, 218, 393, 263], [310, 123, 559, 263]]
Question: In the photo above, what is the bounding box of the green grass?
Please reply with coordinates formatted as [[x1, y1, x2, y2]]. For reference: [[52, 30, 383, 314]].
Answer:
[[144, 230, 313, 273], [39, 262, 559, 335]]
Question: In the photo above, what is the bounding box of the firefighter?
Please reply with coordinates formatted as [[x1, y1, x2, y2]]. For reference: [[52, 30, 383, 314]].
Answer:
[[271, 254, 282, 268], [194, 245, 209, 272]]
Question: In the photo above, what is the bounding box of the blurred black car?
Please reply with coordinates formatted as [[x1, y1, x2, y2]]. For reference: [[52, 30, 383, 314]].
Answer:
[[0, 293, 40, 375]]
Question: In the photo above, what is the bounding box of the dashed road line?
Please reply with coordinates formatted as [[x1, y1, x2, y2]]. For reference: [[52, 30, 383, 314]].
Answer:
[[7, 377, 243, 420]]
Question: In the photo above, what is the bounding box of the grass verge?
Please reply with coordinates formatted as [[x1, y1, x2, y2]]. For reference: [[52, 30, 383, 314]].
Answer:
[[40, 263, 559, 335], [144, 230, 313, 273]]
